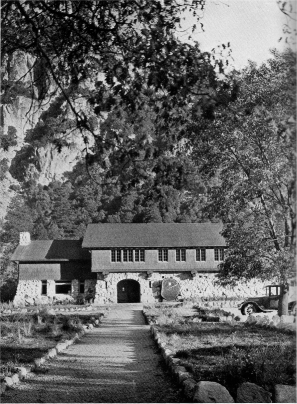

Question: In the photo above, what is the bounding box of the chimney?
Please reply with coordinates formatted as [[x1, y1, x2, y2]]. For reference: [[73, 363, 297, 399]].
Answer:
[[20, 232, 31, 246]]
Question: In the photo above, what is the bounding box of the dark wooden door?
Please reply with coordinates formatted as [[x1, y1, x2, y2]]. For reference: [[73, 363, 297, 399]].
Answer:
[[117, 279, 140, 303]]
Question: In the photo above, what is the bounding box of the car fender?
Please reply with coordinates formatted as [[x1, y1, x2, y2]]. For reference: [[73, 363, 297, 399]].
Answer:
[[239, 300, 270, 313]]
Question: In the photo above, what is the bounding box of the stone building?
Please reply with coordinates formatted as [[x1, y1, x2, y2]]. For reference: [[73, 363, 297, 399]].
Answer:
[[12, 223, 264, 305]]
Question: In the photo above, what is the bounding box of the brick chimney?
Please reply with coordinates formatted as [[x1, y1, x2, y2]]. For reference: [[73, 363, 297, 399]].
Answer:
[[20, 232, 31, 246]]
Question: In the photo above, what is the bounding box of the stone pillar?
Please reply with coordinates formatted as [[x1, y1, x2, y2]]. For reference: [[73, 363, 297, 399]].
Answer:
[[13, 280, 41, 306], [71, 279, 79, 299], [94, 274, 108, 304], [47, 280, 55, 297]]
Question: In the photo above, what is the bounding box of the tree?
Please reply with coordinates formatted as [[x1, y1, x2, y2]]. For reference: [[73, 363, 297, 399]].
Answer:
[[2, 0, 221, 178], [191, 49, 296, 314]]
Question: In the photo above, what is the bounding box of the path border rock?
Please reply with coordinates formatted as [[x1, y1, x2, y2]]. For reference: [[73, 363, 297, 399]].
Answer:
[[143, 309, 201, 401]]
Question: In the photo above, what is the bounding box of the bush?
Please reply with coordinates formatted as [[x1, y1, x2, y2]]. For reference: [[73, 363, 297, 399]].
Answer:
[[61, 316, 83, 332], [219, 343, 296, 394]]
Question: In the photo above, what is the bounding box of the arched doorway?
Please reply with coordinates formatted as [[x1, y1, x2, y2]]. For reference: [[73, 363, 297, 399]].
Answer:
[[117, 279, 140, 303]]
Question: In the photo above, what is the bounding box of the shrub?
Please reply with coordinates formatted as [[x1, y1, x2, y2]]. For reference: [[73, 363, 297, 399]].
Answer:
[[219, 343, 296, 394], [61, 316, 83, 332]]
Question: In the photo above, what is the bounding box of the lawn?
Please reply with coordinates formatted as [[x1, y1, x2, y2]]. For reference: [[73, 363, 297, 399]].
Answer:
[[144, 303, 296, 398], [0, 307, 106, 377]]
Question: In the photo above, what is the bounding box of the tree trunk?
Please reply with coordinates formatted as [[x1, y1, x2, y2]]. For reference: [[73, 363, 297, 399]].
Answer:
[[278, 283, 289, 316]]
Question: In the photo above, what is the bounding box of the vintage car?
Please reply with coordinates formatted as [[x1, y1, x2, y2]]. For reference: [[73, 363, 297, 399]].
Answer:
[[238, 284, 296, 315]]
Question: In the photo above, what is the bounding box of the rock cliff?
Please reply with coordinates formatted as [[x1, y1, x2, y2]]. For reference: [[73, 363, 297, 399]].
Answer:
[[0, 51, 95, 220]]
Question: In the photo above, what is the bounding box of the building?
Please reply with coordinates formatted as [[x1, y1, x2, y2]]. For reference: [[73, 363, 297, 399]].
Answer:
[[11, 223, 263, 304]]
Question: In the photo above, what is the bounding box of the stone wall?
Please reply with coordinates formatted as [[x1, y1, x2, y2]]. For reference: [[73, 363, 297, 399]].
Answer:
[[13, 272, 266, 305], [94, 272, 266, 304]]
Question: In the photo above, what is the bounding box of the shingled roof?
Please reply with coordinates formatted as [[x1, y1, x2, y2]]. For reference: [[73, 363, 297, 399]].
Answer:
[[82, 223, 226, 249], [11, 240, 90, 262]]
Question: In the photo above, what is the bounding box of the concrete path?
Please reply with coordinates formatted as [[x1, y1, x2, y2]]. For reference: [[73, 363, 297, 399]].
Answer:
[[2, 304, 186, 403]]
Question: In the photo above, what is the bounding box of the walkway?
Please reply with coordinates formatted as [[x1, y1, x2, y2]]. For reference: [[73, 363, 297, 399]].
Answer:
[[2, 304, 186, 403]]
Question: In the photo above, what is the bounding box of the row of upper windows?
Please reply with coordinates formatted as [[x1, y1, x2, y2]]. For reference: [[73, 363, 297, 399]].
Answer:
[[110, 248, 224, 262], [111, 249, 145, 262]]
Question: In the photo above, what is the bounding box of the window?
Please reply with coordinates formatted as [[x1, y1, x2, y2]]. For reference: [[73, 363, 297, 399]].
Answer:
[[135, 249, 145, 262], [140, 249, 145, 262], [214, 248, 224, 261], [135, 249, 139, 261], [79, 281, 85, 294], [41, 281, 47, 295], [196, 248, 206, 261], [176, 249, 186, 261], [112, 249, 145, 262], [158, 248, 168, 261], [55, 281, 72, 294], [111, 249, 122, 262]]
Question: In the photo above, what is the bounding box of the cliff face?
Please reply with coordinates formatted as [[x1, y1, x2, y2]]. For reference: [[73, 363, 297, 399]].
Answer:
[[0, 52, 95, 220]]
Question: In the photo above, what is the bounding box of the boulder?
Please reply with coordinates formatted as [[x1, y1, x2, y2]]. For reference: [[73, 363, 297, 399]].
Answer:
[[272, 315, 281, 325], [193, 381, 234, 403], [11, 374, 19, 384], [246, 315, 257, 325], [34, 358, 42, 367], [56, 342, 67, 353], [16, 367, 27, 380], [0, 381, 7, 394], [4, 376, 14, 387], [280, 315, 294, 324], [275, 384, 296, 403], [236, 382, 272, 403], [183, 378, 197, 401], [47, 348, 57, 358]]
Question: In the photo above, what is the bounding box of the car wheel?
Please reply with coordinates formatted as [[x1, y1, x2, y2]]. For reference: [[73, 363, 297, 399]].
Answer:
[[242, 303, 257, 315]]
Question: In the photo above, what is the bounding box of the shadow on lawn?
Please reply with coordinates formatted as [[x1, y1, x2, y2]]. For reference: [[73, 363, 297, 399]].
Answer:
[[1, 345, 54, 364]]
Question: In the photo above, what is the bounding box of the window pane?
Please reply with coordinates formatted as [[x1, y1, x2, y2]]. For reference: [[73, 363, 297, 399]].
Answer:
[[41, 281, 47, 295], [135, 249, 139, 261], [123, 249, 128, 262], [128, 249, 133, 261], [201, 248, 206, 261], [140, 250, 145, 262], [55, 282, 71, 294], [196, 249, 200, 261], [158, 249, 162, 261], [214, 248, 219, 261], [164, 249, 168, 261], [181, 249, 186, 261], [79, 282, 85, 294], [116, 249, 121, 262], [220, 249, 224, 260], [176, 249, 180, 261], [111, 250, 116, 262]]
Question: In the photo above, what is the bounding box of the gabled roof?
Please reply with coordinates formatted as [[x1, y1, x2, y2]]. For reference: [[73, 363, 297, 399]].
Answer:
[[11, 240, 90, 262], [82, 223, 226, 248]]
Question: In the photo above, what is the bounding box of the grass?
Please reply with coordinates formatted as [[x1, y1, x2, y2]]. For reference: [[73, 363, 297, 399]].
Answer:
[[145, 302, 296, 398], [0, 309, 105, 374]]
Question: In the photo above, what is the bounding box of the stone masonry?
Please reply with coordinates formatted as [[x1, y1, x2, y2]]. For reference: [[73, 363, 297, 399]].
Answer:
[[14, 272, 265, 305]]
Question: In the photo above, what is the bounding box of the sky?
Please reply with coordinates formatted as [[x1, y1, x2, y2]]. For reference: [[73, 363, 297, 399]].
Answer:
[[178, 0, 292, 70]]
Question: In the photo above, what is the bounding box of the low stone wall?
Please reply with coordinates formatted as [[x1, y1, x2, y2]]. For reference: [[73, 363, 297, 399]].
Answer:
[[13, 272, 266, 306]]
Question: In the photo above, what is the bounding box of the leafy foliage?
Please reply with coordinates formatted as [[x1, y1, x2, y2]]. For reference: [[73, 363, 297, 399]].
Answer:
[[191, 50, 296, 286]]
